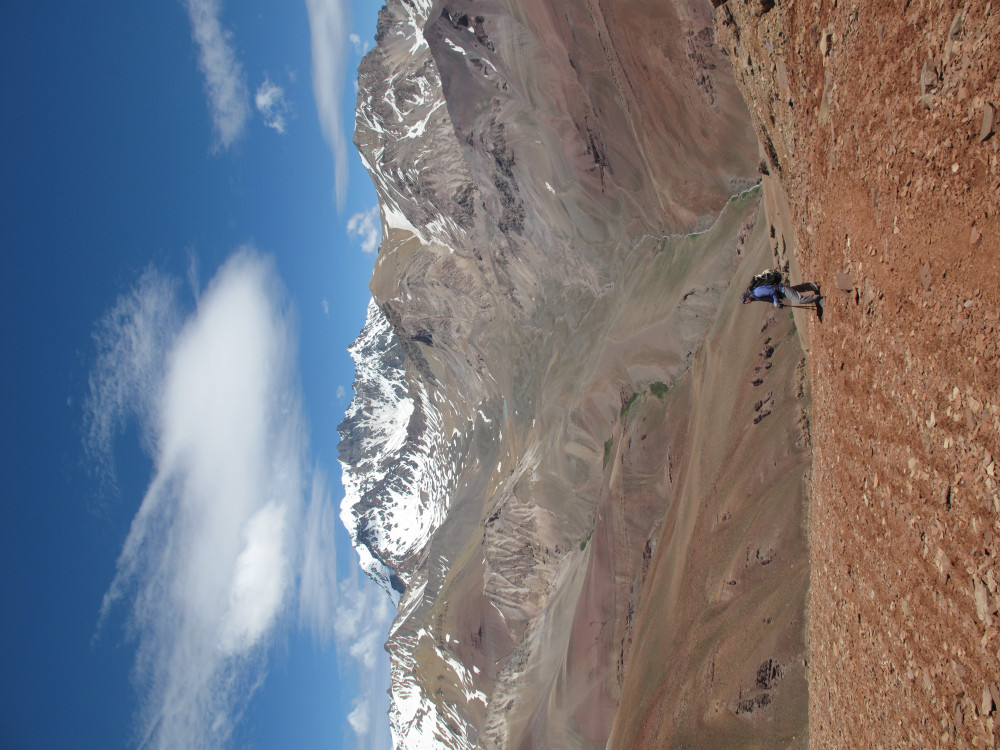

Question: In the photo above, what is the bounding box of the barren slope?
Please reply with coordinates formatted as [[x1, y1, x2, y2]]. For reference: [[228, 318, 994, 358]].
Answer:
[[608, 197, 812, 750], [713, 0, 1000, 746], [342, 0, 823, 746]]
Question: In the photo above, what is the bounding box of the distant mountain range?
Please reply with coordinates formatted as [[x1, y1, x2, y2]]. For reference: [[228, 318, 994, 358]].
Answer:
[[337, 0, 811, 747]]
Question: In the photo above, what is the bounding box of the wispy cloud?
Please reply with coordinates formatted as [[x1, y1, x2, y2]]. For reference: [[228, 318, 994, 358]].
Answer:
[[347, 206, 381, 254], [85, 271, 180, 494], [336, 385, 346, 400], [255, 76, 293, 135], [299, 471, 339, 643], [349, 33, 370, 56], [348, 699, 372, 736], [89, 251, 301, 749], [185, 0, 250, 151], [305, 0, 351, 208], [86, 251, 395, 749], [300, 474, 395, 749]]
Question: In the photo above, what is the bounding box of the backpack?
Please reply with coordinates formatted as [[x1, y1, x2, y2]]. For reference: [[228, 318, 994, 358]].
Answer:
[[748, 269, 782, 290]]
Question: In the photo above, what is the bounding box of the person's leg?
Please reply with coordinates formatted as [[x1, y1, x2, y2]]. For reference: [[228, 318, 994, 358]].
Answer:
[[781, 284, 821, 305]]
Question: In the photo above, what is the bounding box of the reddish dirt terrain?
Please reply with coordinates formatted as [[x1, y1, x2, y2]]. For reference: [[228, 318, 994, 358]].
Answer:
[[715, 0, 1000, 746]]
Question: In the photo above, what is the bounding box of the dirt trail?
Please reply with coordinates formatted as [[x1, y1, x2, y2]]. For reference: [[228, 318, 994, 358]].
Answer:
[[714, 0, 1000, 746]]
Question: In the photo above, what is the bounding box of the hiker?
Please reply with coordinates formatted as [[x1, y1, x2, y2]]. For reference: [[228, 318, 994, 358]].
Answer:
[[740, 269, 821, 308]]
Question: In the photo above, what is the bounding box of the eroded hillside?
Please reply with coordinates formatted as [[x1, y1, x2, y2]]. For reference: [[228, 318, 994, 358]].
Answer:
[[340, 0, 818, 747]]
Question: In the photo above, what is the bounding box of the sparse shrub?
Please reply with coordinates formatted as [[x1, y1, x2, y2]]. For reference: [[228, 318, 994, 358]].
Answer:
[[620, 392, 639, 418], [649, 381, 671, 399]]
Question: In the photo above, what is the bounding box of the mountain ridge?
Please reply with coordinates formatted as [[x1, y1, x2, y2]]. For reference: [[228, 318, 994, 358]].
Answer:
[[338, 0, 808, 747]]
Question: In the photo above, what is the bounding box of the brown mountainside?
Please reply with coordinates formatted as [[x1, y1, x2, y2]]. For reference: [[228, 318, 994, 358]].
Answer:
[[343, 0, 999, 746]]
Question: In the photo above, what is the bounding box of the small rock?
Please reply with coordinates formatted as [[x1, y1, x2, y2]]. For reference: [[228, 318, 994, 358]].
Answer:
[[921, 261, 933, 290], [921, 59, 939, 96], [982, 103, 996, 142], [835, 272, 854, 291], [820, 30, 832, 57], [949, 9, 964, 39], [975, 577, 992, 622], [935, 547, 953, 580], [971, 225, 982, 246], [983, 683, 996, 716]]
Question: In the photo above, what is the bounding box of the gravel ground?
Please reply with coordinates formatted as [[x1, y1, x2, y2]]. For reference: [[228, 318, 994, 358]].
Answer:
[[715, 0, 1000, 746]]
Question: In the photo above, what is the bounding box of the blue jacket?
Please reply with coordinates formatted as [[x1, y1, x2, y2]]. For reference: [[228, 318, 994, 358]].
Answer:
[[749, 284, 783, 306]]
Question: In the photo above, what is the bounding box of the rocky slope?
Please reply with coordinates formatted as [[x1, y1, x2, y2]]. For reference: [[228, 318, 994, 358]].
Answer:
[[339, 0, 816, 747], [710, 0, 1000, 747]]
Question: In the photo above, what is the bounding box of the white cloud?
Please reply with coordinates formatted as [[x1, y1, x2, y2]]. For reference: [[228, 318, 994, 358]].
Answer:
[[89, 251, 305, 749], [336, 385, 346, 400], [219, 502, 288, 654], [299, 471, 339, 643], [185, 0, 250, 150], [347, 206, 381, 255], [298, 473, 396, 662], [87, 250, 395, 749], [255, 77, 293, 135], [298, 474, 394, 747], [347, 698, 371, 736], [305, 0, 351, 208], [85, 271, 180, 493], [321, 298, 330, 316], [335, 575, 394, 748], [349, 33, 369, 56]]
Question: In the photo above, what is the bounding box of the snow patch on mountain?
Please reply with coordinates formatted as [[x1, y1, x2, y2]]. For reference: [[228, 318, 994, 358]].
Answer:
[[389, 627, 476, 750], [338, 299, 455, 596]]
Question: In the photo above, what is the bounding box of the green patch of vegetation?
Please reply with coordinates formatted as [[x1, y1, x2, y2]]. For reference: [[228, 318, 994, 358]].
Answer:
[[649, 381, 671, 399], [580, 528, 594, 551], [603, 437, 614, 468], [620, 392, 639, 418]]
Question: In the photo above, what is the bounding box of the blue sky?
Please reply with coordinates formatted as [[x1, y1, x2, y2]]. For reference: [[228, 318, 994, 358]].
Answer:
[[1, 1, 395, 748]]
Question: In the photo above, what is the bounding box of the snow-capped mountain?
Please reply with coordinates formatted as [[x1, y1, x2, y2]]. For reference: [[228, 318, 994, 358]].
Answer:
[[338, 298, 439, 601], [337, 0, 773, 747]]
